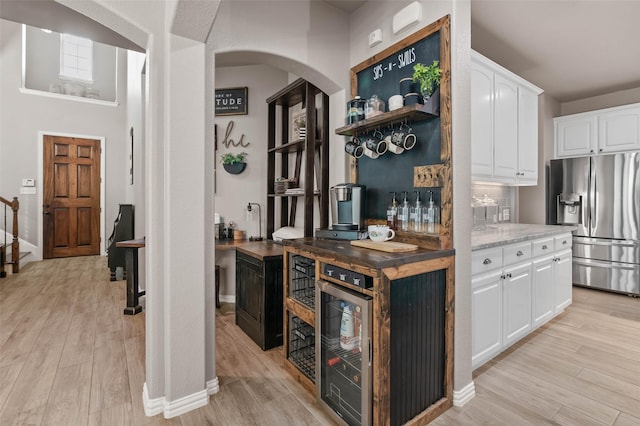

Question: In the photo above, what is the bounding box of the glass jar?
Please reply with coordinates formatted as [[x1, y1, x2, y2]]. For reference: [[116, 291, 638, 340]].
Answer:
[[365, 95, 385, 119], [346, 96, 366, 124]]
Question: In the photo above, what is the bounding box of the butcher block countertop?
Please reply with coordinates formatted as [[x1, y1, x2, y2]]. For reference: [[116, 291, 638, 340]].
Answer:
[[472, 223, 577, 251], [282, 237, 455, 270]]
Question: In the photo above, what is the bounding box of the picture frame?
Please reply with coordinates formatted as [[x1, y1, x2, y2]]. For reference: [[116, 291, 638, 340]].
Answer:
[[291, 108, 307, 141], [215, 87, 248, 116]]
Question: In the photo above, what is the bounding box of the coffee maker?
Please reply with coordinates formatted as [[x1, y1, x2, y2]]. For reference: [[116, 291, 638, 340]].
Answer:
[[315, 183, 368, 240], [330, 183, 366, 230]]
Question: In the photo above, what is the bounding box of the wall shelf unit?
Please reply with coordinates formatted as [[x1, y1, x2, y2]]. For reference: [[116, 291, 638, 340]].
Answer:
[[266, 78, 329, 239], [335, 103, 440, 137], [343, 15, 452, 250]]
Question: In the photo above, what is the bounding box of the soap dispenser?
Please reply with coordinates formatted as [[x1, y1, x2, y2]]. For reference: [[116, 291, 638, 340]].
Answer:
[[386, 192, 398, 230], [426, 190, 440, 233], [411, 191, 424, 232], [398, 191, 411, 232]]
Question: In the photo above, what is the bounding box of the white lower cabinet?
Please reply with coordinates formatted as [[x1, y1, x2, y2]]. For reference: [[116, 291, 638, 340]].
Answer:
[[502, 262, 532, 347], [472, 233, 573, 369], [532, 255, 555, 327], [554, 248, 573, 312], [471, 270, 503, 368]]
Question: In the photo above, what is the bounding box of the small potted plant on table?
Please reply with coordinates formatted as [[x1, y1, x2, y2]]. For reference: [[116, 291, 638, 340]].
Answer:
[[221, 152, 248, 174]]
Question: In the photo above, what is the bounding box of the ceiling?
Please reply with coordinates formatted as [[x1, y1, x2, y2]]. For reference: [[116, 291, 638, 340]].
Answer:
[[471, 0, 640, 103], [3, 0, 638, 103], [0, 0, 144, 52]]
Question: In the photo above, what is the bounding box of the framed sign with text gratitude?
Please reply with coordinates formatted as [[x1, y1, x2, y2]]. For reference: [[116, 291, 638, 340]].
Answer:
[[215, 87, 248, 116]]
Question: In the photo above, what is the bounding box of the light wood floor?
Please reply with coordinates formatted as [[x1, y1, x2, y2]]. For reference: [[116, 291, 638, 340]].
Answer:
[[1, 256, 638, 425]]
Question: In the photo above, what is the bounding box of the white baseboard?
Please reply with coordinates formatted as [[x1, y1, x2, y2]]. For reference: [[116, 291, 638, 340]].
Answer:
[[206, 377, 219, 395], [219, 295, 236, 304], [453, 381, 476, 407], [163, 389, 208, 418], [142, 383, 164, 417], [142, 382, 209, 419]]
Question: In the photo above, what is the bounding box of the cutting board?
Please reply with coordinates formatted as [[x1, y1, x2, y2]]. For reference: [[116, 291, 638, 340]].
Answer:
[[350, 240, 419, 252]]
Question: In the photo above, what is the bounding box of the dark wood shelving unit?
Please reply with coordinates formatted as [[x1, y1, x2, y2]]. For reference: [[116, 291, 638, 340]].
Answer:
[[266, 78, 329, 239]]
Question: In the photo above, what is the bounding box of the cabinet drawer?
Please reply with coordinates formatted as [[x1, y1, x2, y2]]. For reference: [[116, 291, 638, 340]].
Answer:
[[532, 237, 554, 257], [503, 241, 531, 265], [472, 247, 503, 275], [554, 234, 572, 251]]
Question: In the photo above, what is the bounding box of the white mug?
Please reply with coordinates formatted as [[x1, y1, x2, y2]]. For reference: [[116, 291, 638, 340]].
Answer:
[[368, 225, 395, 242], [385, 135, 404, 154]]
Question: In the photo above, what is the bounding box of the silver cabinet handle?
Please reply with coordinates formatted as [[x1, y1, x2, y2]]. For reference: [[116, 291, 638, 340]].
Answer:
[[542, 245, 548, 250], [506, 273, 512, 278], [562, 240, 568, 245], [483, 258, 492, 265], [516, 250, 523, 256]]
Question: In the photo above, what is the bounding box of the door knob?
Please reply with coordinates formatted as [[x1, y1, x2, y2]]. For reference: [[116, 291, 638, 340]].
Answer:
[[43, 211, 50, 215]]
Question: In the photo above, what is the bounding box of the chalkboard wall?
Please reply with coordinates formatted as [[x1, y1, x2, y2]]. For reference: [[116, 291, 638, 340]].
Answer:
[[353, 31, 441, 220]]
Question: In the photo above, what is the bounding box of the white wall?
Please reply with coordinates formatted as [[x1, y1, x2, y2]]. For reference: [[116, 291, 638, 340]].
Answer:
[[209, 0, 352, 187], [25, 25, 117, 101], [214, 64, 289, 299], [0, 19, 127, 254], [560, 86, 640, 116], [348, 0, 474, 400]]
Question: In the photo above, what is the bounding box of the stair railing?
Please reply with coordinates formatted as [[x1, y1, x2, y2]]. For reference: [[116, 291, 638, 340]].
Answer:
[[0, 196, 20, 274]]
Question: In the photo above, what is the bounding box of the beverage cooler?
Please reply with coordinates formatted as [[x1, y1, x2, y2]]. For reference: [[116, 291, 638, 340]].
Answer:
[[316, 280, 373, 426]]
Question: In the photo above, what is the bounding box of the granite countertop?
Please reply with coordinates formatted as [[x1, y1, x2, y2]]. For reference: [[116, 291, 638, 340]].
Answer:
[[472, 223, 577, 251]]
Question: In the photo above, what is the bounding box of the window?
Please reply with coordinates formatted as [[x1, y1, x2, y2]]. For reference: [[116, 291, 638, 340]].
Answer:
[[59, 34, 93, 83]]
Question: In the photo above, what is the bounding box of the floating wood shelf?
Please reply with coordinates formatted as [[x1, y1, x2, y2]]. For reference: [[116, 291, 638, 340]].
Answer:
[[335, 104, 439, 137]]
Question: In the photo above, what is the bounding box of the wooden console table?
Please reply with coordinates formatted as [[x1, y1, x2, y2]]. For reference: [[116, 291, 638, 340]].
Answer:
[[116, 237, 146, 315]]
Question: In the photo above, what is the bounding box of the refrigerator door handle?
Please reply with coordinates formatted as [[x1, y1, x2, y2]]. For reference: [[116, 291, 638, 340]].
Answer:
[[591, 161, 597, 234]]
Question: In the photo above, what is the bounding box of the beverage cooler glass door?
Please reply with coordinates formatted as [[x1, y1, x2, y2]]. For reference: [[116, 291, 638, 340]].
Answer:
[[316, 280, 373, 426]]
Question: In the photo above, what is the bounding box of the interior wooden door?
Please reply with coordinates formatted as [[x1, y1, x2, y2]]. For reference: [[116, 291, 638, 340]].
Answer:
[[43, 135, 101, 258]]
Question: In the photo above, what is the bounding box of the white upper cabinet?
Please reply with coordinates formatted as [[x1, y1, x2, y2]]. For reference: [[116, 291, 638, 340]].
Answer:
[[471, 50, 543, 186], [598, 105, 640, 153], [517, 87, 540, 184], [471, 60, 494, 178], [555, 113, 598, 157], [555, 103, 640, 158], [493, 73, 519, 180]]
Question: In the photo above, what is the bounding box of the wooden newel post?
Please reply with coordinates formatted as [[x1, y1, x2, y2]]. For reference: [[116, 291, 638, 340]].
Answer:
[[11, 197, 19, 273]]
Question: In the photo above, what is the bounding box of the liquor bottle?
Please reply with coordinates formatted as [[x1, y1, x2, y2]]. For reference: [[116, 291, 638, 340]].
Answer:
[[426, 190, 441, 233], [411, 191, 424, 232], [386, 192, 398, 230], [398, 191, 411, 232]]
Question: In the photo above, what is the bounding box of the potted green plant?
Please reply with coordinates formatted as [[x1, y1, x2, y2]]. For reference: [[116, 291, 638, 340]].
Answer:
[[221, 151, 248, 174], [413, 60, 442, 103]]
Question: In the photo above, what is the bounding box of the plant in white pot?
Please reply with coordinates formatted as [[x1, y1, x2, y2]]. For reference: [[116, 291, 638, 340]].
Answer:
[[221, 152, 248, 174]]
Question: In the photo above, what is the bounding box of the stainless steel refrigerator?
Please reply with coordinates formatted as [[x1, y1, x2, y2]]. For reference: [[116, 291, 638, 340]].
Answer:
[[548, 152, 640, 296]]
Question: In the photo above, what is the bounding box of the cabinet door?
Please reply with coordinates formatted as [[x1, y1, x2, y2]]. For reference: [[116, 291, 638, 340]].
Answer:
[[517, 86, 539, 185], [554, 249, 573, 313], [471, 61, 494, 178], [493, 73, 519, 181], [472, 270, 502, 369], [598, 105, 640, 153], [502, 262, 532, 347], [532, 255, 555, 328], [555, 114, 598, 157], [236, 253, 264, 345]]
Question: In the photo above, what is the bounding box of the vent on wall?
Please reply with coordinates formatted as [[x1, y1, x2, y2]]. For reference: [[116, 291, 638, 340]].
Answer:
[[392, 1, 422, 34]]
